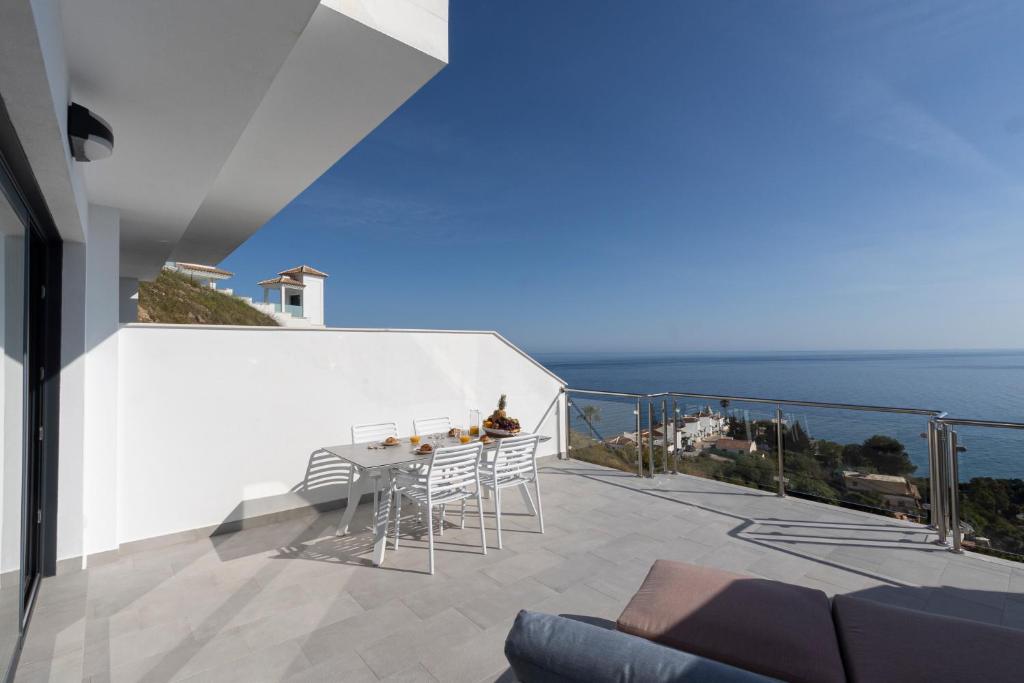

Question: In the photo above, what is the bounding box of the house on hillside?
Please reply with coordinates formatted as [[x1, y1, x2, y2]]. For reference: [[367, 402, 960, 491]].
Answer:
[[166, 262, 234, 288], [258, 265, 328, 327], [712, 437, 758, 455], [842, 471, 922, 512]]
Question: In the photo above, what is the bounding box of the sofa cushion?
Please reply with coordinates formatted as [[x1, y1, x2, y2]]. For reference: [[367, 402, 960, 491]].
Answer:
[[505, 610, 781, 682], [616, 560, 845, 683], [833, 593, 1024, 683]]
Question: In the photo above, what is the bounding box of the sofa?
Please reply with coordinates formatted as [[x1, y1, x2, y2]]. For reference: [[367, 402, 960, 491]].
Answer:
[[504, 559, 1024, 682]]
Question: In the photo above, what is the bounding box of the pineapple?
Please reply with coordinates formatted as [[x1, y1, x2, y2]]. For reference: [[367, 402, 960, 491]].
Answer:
[[496, 394, 508, 418]]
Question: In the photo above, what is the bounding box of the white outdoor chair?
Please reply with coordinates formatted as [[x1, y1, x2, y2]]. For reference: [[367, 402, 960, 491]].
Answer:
[[392, 441, 486, 575], [479, 434, 544, 549], [413, 416, 453, 436], [338, 422, 399, 536], [352, 422, 399, 444]]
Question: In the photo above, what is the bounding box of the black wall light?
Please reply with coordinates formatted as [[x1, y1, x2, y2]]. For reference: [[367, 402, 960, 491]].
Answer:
[[67, 102, 113, 161]]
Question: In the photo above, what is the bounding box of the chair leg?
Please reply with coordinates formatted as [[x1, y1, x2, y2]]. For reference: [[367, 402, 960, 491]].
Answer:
[[477, 491, 487, 555], [439, 504, 445, 537], [393, 488, 402, 550], [495, 486, 503, 550], [521, 483, 537, 517], [535, 478, 544, 534], [460, 499, 466, 529], [427, 504, 435, 575]]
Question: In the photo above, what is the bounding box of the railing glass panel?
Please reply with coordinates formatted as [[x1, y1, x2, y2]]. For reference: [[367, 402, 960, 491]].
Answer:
[[566, 391, 643, 475], [672, 398, 779, 492], [941, 423, 1024, 560], [776, 406, 932, 522], [284, 304, 304, 318]]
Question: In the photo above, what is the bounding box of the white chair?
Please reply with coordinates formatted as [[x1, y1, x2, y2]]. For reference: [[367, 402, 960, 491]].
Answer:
[[392, 442, 486, 574], [480, 434, 543, 549], [352, 422, 399, 444], [338, 422, 399, 536], [413, 416, 453, 436]]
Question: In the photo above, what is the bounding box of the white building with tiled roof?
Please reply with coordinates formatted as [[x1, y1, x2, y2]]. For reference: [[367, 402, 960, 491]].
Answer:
[[166, 262, 234, 287], [258, 265, 328, 326]]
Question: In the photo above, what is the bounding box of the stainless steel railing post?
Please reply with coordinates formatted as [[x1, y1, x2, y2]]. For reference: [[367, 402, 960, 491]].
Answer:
[[671, 397, 679, 474], [948, 428, 963, 553], [635, 398, 643, 478], [775, 404, 785, 497], [934, 425, 949, 545], [661, 399, 671, 474], [647, 401, 656, 477], [560, 389, 568, 460], [926, 420, 939, 529]]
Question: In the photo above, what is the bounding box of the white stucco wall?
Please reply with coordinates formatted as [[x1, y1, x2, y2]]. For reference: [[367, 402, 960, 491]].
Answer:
[[82, 206, 120, 559], [301, 275, 325, 326], [115, 326, 564, 545]]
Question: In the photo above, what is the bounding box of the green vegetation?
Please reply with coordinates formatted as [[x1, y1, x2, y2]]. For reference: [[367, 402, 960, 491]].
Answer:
[[138, 269, 279, 326], [960, 478, 1024, 557]]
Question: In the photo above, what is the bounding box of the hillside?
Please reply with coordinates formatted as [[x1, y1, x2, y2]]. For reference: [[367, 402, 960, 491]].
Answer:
[[138, 269, 279, 326]]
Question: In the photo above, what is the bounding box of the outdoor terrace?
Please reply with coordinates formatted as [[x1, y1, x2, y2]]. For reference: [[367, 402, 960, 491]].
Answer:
[[17, 458, 1024, 683]]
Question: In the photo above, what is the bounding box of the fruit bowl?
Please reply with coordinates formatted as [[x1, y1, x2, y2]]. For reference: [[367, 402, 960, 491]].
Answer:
[[483, 426, 520, 438], [483, 394, 520, 438]]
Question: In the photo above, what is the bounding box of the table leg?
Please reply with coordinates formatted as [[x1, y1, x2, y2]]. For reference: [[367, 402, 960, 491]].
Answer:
[[336, 468, 369, 536], [372, 471, 394, 566]]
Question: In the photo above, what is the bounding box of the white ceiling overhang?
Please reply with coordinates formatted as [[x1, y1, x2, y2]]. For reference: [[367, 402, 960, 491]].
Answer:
[[62, 0, 447, 279]]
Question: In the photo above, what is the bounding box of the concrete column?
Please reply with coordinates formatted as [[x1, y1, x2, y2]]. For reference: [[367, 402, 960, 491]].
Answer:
[[82, 205, 120, 560], [119, 277, 138, 323], [57, 241, 86, 569]]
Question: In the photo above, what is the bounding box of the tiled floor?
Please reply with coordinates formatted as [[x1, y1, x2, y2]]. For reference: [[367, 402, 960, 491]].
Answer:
[[16, 459, 1024, 682]]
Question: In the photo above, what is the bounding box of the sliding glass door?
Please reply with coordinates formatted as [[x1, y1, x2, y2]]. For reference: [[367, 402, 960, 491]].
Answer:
[[0, 142, 58, 680], [0, 172, 28, 677]]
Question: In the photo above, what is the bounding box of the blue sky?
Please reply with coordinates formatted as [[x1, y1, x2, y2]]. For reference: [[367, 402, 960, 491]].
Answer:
[[223, 1, 1024, 353]]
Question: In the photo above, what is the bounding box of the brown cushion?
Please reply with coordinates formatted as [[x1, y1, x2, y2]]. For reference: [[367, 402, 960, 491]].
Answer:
[[617, 560, 846, 683], [833, 593, 1024, 683]]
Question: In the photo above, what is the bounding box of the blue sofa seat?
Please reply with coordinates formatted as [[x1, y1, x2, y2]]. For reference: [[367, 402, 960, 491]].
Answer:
[[504, 610, 780, 683]]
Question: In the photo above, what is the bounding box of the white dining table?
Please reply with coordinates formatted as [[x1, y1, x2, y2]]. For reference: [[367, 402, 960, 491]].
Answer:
[[321, 433, 547, 566]]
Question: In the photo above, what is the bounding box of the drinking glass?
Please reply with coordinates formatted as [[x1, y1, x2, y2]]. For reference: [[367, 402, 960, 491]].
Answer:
[[469, 409, 481, 436], [410, 434, 421, 445]]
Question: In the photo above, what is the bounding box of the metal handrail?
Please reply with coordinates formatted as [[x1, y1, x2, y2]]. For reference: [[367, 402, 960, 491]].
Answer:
[[566, 387, 942, 416], [565, 388, 647, 399], [936, 417, 1024, 430]]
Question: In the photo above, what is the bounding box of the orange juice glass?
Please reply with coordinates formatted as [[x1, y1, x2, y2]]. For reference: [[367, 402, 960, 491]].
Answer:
[[410, 435, 421, 445], [469, 425, 480, 436], [459, 433, 471, 444]]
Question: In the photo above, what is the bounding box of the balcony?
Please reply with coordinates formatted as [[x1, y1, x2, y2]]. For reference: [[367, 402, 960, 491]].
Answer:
[[18, 458, 1024, 681]]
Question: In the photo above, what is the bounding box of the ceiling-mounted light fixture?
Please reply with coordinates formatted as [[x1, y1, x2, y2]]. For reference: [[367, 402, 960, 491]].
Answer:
[[67, 102, 114, 162]]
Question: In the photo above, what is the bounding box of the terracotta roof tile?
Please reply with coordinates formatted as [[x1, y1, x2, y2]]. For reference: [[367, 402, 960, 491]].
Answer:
[[257, 275, 305, 287], [279, 265, 328, 278]]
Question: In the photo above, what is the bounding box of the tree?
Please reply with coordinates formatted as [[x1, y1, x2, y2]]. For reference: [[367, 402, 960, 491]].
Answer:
[[860, 435, 916, 476], [581, 405, 601, 429], [719, 399, 731, 415], [813, 440, 844, 474], [787, 421, 812, 453]]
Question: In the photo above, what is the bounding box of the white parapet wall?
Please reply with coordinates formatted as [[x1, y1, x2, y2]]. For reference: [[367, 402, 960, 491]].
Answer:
[[114, 325, 565, 547]]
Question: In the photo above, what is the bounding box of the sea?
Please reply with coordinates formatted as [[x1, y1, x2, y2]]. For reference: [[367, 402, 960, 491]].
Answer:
[[534, 350, 1024, 481]]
